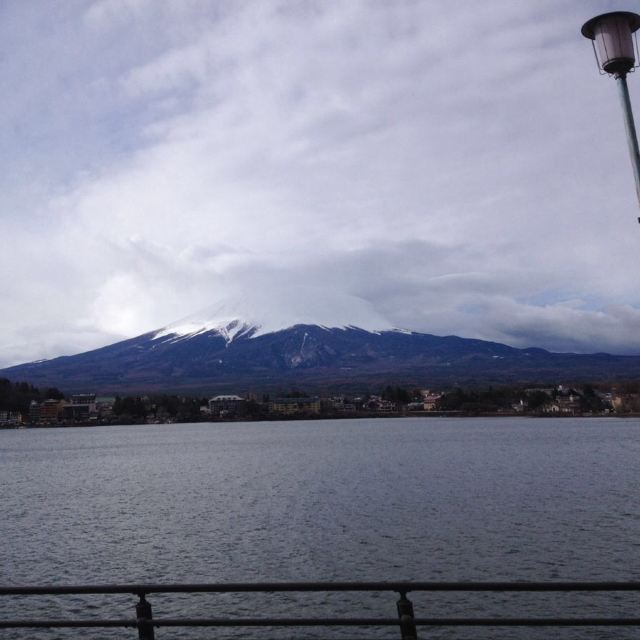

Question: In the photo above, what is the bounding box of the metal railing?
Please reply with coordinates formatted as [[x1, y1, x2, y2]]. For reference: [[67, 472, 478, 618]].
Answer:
[[1, 581, 640, 639]]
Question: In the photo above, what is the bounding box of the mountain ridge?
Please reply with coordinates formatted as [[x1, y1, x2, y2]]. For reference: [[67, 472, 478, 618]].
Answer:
[[3, 319, 640, 394]]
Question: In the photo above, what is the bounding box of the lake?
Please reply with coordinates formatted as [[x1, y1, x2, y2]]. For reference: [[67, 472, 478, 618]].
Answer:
[[1, 416, 639, 639]]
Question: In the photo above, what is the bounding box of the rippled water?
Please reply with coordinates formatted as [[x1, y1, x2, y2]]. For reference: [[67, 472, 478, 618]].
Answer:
[[1, 417, 640, 639]]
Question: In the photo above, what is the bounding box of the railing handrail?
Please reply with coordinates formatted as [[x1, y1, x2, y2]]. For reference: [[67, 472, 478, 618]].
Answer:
[[2, 581, 640, 638], [3, 580, 640, 595]]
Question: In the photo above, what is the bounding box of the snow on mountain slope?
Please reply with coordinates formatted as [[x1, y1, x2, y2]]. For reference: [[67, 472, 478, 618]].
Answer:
[[153, 290, 394, 343], [153, 317, 257, 344]]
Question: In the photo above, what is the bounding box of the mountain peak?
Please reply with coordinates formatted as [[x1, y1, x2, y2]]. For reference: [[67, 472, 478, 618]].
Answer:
[[153, 317, 258, 344], [151, 290, 394, 343]]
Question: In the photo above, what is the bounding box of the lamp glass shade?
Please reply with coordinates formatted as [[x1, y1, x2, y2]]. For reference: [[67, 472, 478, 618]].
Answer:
[[583, 12, 640, 75]]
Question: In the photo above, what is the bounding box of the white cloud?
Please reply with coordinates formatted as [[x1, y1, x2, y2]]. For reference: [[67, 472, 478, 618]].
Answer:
[[84, 0, 154, 29], [2, 0, 640, 367]]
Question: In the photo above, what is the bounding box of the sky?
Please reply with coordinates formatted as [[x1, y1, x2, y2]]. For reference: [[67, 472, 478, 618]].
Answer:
[[2, 0, 640, 367]]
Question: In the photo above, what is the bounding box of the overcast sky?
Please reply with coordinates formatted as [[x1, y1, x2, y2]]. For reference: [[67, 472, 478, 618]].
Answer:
[[2, 0, 640, 366]]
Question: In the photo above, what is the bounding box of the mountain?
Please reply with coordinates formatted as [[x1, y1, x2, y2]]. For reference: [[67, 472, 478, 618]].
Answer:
[[3, 315, 640, 394]]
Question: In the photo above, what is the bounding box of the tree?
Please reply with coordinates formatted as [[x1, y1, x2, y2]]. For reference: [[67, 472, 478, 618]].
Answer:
[[527, 391, 549, 411], [113, 396, 147, 419], [580, 385, 604, 413], [381, 386, 410, 404]]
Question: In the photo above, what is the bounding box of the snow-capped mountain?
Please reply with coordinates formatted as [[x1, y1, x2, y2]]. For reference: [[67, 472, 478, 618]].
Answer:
[[153, 316, 260, 345], [152, 293, 394, 343], [4, 311, 640, 393]]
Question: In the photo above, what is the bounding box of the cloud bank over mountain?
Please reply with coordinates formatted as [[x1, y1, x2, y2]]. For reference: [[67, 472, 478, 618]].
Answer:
[[1, 0, 640, 366]]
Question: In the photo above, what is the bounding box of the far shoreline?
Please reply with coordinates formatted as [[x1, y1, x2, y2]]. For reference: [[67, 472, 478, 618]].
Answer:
[[6, 411, 640, 430]]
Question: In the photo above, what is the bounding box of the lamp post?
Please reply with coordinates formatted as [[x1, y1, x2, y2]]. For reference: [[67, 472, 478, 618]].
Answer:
[[582, 11, 640, 217]]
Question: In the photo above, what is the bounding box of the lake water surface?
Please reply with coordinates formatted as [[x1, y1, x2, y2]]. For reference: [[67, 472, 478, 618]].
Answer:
[[1, 417, 639, 639]]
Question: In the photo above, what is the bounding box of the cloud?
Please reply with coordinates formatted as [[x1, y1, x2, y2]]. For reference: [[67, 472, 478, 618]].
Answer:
[[2, 0, 640, 367]]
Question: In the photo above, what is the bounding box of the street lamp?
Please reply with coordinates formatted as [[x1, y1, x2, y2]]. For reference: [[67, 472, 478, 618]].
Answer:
[[582, 11, 640, 217]]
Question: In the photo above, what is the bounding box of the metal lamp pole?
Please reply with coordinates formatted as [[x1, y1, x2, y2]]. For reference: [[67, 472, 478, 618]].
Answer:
[[582, 11, 640, 217], [616, 73, 640, 208]]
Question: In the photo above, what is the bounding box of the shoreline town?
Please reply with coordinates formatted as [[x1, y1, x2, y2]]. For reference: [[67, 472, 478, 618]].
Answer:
[[4, 380, 640, 428]]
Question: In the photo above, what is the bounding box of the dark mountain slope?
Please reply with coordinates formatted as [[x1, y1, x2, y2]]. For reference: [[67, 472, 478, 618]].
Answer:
[[2, 324, 640, 394]]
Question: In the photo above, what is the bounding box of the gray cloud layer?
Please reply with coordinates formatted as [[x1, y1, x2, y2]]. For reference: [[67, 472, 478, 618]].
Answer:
[[2, 0, 640, 366]]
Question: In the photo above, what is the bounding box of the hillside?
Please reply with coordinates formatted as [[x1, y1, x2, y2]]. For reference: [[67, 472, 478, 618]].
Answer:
[[3, 320, 640, 394]]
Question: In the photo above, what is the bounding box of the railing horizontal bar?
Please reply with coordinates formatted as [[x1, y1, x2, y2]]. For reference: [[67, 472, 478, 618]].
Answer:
[[153, 618, 399, 627], [152, 617, 640, 628], [413, 618, 640, 627], [2, 617, 640, 629], [0, 618, 398, 629], [2, 581, 640, 596], [0, 619, 136, 628]]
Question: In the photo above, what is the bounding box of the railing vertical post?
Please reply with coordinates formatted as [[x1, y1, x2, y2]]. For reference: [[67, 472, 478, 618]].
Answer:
[[135, 593, 155, 640], [396, 591, 418, 640]]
